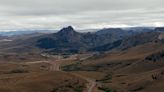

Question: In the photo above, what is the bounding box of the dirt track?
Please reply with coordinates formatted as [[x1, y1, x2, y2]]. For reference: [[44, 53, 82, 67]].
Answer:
[[48, 59, 96, 92], [22, 58, 97, 92]]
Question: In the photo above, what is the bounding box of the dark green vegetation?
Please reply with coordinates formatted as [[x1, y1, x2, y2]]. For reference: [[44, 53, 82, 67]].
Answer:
[[98, 86, 116, 92], [62, 63, 81, 71], [50, 79, 85, 92], [89, 40, 122, 52], [145, 50, 164, 62], [96, 74, 112, 83], [129, 86, 144, 92], [6, 69, 29, 74]]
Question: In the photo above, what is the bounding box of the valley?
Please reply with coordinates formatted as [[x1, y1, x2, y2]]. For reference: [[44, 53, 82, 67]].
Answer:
[[0, 0, 164, 91], [0, 26, 164, 92]]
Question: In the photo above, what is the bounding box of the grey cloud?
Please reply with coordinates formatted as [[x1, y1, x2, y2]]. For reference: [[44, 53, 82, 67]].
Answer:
[[0, 0, 163, 31]]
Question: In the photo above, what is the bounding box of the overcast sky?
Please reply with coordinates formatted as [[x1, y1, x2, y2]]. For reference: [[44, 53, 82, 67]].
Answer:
[[0, 0, 164, 31]]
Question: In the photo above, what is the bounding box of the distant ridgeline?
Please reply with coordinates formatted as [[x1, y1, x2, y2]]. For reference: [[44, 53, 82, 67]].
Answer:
[[35, 26, 164, 54]]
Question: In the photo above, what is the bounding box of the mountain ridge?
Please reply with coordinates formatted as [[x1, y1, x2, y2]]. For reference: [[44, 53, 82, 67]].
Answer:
[[1, 26, 164, 54]]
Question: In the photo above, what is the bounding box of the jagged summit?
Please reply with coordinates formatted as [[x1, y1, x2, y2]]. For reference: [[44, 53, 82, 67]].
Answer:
[[64, 26, 74, 30], [57, 26, 77, 35]]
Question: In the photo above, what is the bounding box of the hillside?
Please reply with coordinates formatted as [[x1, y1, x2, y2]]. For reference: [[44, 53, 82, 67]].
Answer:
[[62, 41, 164, 92], [0, 54, 89, 92]]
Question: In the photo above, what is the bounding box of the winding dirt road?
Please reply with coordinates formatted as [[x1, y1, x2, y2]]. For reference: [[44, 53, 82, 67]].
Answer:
[[89, 81, 96, 92], [20, 57, 97, 92], [84, 78, 96, 92], [48, 59, 96, 92]]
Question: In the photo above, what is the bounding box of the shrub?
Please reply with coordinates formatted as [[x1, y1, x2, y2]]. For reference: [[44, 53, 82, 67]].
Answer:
[[96, 74, 112, 83], [98, 87, 115, 92], [7, 69, 28, 74]]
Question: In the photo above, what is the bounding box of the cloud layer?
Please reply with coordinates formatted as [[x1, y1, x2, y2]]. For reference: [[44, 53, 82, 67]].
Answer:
[[0, 0, 164, 31]]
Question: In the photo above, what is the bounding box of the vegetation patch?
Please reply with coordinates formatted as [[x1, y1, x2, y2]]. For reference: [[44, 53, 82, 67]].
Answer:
[[50, 79, 85, 92], [129, 86, 144, 91], [98, 86, 116, 92], [96, 74, 112, 83], [62, 63, 81, 71], [5, 69, 28, 74]]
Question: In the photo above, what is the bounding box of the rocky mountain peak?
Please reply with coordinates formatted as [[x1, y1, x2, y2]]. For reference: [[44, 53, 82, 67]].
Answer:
[[58, 26, 77, 35]]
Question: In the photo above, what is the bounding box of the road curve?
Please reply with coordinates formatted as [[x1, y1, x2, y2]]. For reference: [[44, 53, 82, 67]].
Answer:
[[48, 59, 96, 92], [85, 78, 96, 92], [72, 73, 96, 92]]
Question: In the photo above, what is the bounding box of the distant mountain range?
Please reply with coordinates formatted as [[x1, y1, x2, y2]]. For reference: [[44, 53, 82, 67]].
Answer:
[[35, 26, 141, 54], [0, 29, 98, 36], [0, 26, 164, 54], [0, 27, 156, 36], [34, 26, 164, 54], [0, 29, 57, 36]]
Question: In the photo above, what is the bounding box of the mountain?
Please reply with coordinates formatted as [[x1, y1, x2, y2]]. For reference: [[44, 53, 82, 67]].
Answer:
[[118, 31, 160, 50], [0, 26, 162, 54], [36, 26, 138, 54], [36, 26, 84, 54], [88, 40, 122, 52], [89, 31, 160, 52], [123, 27, 154, 32], [94, 28, 136, 44], [155, 27, 164, 32], [96, 28, 134, 36]]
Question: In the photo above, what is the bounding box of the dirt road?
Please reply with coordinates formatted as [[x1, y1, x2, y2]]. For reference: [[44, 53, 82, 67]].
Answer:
[[85, 78, 96, 92], [48, 59, 96, 92], [72, 73, 96, 92]]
